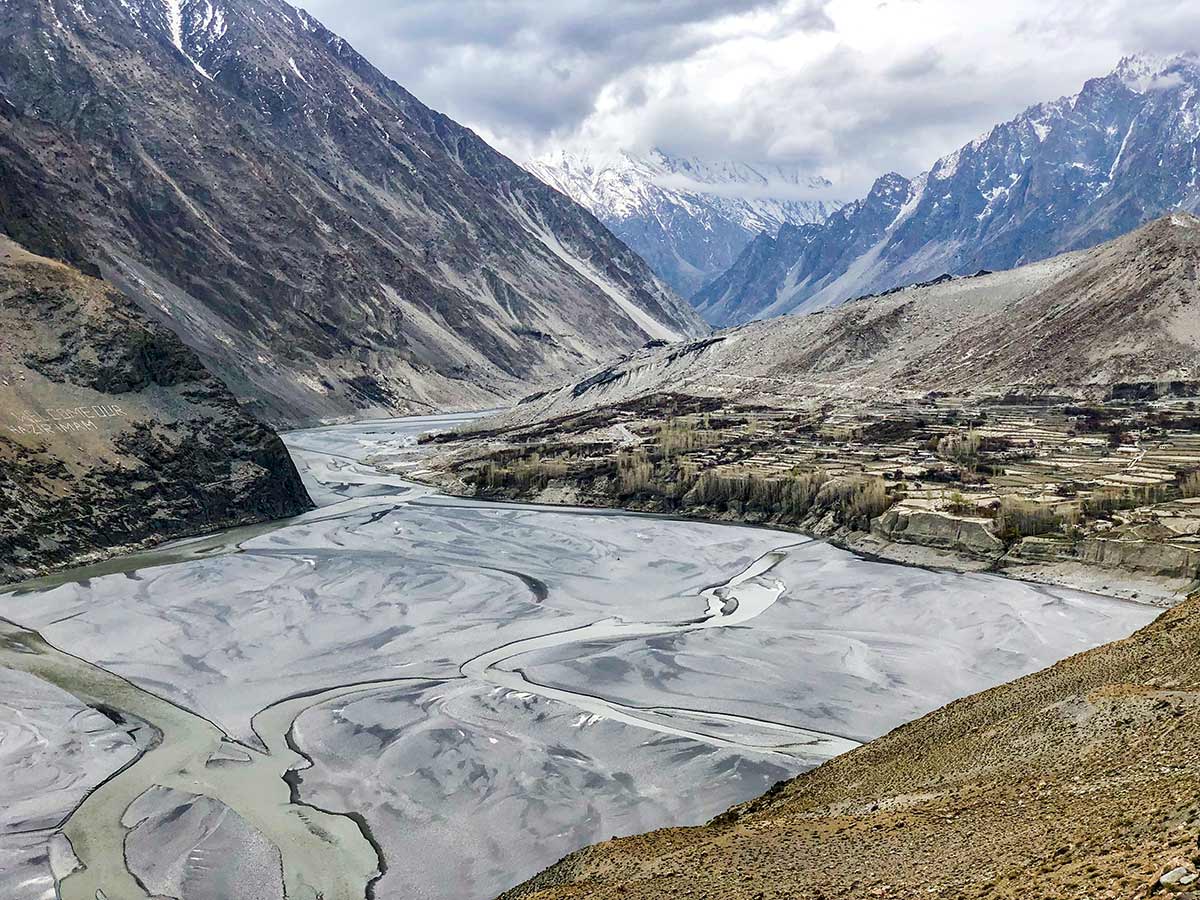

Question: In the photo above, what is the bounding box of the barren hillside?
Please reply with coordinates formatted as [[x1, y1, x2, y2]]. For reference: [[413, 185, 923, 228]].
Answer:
[[0, 0, 705, 426], [492, 213, 1200, 431]]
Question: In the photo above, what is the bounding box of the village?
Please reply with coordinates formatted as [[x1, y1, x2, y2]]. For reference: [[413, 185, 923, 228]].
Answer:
[[418, 391, 1200, 604]]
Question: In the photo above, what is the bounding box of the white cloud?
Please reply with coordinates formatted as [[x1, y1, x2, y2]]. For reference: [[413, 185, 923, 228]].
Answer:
[[300, 0, 1200, 196]]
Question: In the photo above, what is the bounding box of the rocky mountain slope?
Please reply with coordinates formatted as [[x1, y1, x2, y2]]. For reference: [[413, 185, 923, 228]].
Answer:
[[696, 53, 1200, 325], [0, 236, 311, 584], [501, 589, 1197, 899], [528, 149, 837, 299], [0, 0, 706, 427], [491, 213, 1200, 427]]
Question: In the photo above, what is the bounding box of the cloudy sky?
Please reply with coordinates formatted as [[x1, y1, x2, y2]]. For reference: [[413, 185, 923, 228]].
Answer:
[[302, 0, 1200, 196]]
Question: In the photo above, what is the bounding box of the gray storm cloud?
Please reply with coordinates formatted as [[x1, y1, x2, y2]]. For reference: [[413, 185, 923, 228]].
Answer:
[[300, 0, 1200, 195]]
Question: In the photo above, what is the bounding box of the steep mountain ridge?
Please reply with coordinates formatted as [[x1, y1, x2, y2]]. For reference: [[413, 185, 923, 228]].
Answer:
[[0, 0, 705, 426], [696, 53, 1200, 325], [528, 148, 837, 298], [487, 213, 1200, 428]]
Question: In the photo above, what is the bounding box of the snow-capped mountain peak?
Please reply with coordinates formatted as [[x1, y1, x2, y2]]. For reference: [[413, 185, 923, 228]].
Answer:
[[1113, 52, 1199, 93], [694, 53, 1200, 326], [528, 147, 840, 297]]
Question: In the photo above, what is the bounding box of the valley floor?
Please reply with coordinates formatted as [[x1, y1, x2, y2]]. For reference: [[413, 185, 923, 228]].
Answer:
[[500, 588, 1200, 900], [0, 414, 1156, 900], [413, 395, 1200, 898]]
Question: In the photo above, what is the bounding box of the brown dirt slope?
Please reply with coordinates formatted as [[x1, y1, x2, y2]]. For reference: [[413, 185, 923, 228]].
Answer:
[[0, 236, 311, 583], [502, 593, 1200, 899]]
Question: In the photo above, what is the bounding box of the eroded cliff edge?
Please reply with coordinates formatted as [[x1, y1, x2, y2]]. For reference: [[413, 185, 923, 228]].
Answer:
[[0, 237, 311, 584]]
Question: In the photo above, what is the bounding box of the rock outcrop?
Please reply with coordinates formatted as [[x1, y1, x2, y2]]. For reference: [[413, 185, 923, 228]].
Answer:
[[1005, 534, 1200, 581], [0, 237, 311, 584], [872, 508, 1006, 557]]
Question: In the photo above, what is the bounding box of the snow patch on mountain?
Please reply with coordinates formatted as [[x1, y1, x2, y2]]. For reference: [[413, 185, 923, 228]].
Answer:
[[190, 0, 228, 58], [163, 0, 183, 49], [158, 0, 211, 77], [287, 56, 309, 85]]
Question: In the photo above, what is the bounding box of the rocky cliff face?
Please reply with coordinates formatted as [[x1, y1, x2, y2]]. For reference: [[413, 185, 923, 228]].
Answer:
[[0, 0, 706, 426], [0, 236, 311, 584], [696, 53, 1200, 325], [528, 149, 837, 299]]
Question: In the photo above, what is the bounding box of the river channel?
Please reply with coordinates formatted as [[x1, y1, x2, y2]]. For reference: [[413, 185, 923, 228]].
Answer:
[[0, 413, 1159, 900]]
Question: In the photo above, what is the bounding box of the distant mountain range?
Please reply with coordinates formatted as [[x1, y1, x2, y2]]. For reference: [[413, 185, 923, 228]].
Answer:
[[693, 53, 1200, 325], [528, 149, 838, 297], [0, 0, 705, 426], [492, 213, 1200, 427]]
